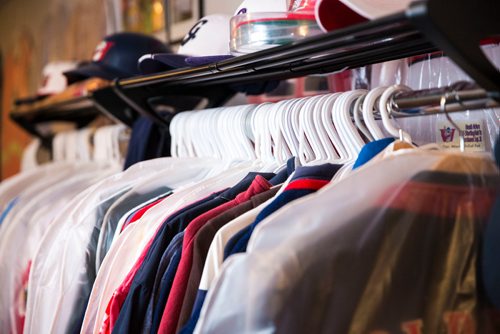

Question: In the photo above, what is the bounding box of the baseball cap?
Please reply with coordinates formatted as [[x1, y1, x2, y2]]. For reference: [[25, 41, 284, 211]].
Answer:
[[37, 61, 78, 96], [138, 15, 232, 74], [64, 32, 170, 84], [314, 0, 367, 32], [334, 0, 412, 20]]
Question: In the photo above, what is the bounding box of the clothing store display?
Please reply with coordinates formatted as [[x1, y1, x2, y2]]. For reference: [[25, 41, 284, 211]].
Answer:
[[194, 152, 499, 334], [2, 2, 500, 333]]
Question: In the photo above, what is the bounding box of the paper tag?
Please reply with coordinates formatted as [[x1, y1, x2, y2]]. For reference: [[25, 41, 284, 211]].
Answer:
[[437, 120, 485, 152]]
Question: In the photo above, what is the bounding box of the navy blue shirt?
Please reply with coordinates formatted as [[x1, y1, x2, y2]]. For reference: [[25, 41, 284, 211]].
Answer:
[[146, 232, 184, 334], [112, 172, 274, 334], [224, 164, 341, 259]]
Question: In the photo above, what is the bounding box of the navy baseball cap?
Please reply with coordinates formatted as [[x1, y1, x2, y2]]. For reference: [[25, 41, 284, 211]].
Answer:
[[138, 15, 234, 74], [64, 32, 171, 84]]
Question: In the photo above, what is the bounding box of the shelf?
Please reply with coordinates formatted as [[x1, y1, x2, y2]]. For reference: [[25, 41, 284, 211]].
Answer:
[[10, 0, 500, 140]]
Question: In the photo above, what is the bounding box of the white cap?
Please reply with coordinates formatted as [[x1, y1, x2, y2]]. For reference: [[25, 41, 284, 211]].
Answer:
[[37, 61, 78, 96], [234, 0, 290, 16], [178, 14, 231, 56]]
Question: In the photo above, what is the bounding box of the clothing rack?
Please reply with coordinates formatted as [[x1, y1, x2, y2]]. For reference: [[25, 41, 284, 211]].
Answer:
[[9, 0, 500, 142], [391, 83, 500, 117]]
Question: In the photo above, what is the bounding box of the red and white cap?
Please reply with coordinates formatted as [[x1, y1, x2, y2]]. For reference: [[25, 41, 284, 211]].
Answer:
[[335, 0, 413, 20], [37, 61, 78, 96]]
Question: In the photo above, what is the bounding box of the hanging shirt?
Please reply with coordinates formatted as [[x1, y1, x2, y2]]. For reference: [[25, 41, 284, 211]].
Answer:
[[97, 187, 172, 267], [110, 172, 274, 334], [224, 163, 342, 258], [195, 154, 499, 334], [81, 161, 253, 334], [100, 191, 222, 334], [178, 186, 280, 334], [157, 175, 273, 334], [352, 137, 395, 169], [144, 231, 185, 334]]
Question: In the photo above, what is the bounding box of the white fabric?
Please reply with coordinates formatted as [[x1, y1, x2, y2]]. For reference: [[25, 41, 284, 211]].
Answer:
[[194, 151, 470, 334], [0, 165, 114, 334], [24, 158, 189, 334], [81, 160, 255, 334], [406, 44, 500, 90], [0, 162, 91, 332], [20, 139, 41, 172], [0, 162, 73, 214], [94, 157, 221, 271]]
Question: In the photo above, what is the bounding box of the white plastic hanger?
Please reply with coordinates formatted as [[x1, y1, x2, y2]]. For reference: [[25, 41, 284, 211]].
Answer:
[[313, 94, 340, 161], [362, 86, 388, 140], [352, 93, 374, 142], [320, 93, 349, 162], [378, 85, 412, 143], [332, 91, 363, 161]]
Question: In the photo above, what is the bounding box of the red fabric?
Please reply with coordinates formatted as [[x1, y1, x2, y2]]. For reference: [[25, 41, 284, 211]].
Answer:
[[99, 196, 186, 334], [284, 179, 329, 191], [14, 261, 31, 334], [376, 180, 497, 219], [99, 234, 157, 334], [158, 175, 272, 334], [317, 0, 367, 31], [121, 197, 165, 232]]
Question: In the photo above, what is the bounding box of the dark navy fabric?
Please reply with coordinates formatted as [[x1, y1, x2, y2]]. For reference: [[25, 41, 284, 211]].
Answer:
[[224, 164, 341, 259], [147, 233, 184, 334], [352, 137, 394, 170], [178, 290, 207, 334], [269, 157, 296, 186], [123, 116, 171, 170], [482, 134, 500, 309], [112, 172, 275, 333], [141, 231, 184, 334]]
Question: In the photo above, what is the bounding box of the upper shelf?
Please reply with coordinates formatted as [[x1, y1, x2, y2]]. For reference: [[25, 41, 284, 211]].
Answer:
[[11, 0, 500, 139]]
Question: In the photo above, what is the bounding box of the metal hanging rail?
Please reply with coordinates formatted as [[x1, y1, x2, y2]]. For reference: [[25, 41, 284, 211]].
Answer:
[[391, 83, 500, 117]]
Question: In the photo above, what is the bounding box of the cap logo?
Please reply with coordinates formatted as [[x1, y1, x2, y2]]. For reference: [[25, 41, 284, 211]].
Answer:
[[181, 19, 208, 46], [92, 41, 114, 62], [237, 8, 247, 15]]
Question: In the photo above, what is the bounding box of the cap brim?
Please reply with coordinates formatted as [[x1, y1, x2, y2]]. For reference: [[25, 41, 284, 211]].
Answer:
[[138, 53, 189, 74], [138, 53, 234, 74], [185, 55, 234, 67], [63, 62, 126, 84]]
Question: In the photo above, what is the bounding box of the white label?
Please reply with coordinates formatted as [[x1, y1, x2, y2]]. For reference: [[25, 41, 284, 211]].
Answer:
[[437, 120, 485, 152]]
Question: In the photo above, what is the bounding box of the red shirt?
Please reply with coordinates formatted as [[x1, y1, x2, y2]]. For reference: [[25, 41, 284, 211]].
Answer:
[[99, 197, 166, 334], [158, 175, 272, 334]]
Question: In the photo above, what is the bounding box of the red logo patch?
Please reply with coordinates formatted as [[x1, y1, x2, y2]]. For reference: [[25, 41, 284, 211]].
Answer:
[[92, 41, 114, 62]]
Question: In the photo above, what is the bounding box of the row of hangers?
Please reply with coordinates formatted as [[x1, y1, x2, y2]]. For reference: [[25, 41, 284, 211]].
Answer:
[[169, 84, 441, 166], [21, 125, 129, 171]]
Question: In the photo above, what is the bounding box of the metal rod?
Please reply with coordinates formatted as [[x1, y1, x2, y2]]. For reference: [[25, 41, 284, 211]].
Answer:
[[391, 85, 499, 117]]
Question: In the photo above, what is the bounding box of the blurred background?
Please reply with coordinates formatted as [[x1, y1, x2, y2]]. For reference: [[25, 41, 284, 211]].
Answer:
[[0, 0, 238, 179]]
